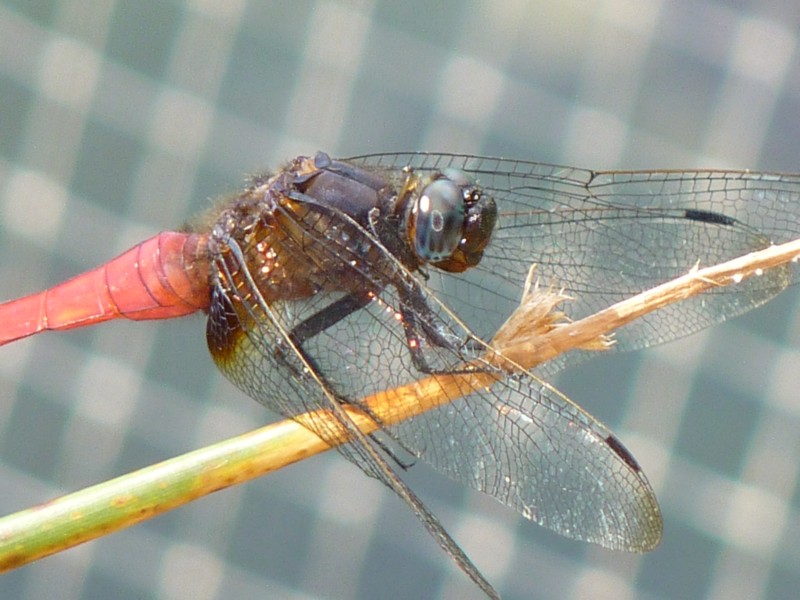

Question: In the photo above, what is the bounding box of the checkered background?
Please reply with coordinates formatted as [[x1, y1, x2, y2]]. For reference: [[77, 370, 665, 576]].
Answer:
[[1, 1, 800, 599]]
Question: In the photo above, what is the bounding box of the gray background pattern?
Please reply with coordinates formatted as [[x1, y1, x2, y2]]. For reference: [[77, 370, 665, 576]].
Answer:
[[1, 1, 800, 599]]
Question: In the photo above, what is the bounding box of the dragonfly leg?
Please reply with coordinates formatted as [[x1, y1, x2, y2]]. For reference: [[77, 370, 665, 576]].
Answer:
[[285, 305, 418, 469], [397, 283, 481, 374], [283, 291, 388, 409], [289, 290, 374, 346], [274, 291, 372, 387]]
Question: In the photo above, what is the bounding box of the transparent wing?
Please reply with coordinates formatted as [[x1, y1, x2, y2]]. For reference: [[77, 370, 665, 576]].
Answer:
[[348, 153, 798, 367], [389, 373, 661, 550]]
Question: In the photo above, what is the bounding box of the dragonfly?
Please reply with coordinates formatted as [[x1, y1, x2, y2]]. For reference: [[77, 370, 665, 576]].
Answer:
[[2, 151, 800, 598]]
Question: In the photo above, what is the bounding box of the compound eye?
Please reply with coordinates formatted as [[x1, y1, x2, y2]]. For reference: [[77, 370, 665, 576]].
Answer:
[[412, 178, 465, 262]]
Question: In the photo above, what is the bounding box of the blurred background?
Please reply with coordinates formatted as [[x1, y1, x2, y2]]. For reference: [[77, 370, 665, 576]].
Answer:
[[1, 1, 800, 599]]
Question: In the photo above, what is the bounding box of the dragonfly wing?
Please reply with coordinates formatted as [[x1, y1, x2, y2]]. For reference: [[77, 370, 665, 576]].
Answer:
[[386, 371, 662, 551], [348, 154, 797, 361], [270, 264, 663, 552]]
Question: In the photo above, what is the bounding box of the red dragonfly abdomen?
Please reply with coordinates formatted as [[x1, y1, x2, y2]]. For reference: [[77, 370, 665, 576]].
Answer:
[[0, 231, 211, 346]]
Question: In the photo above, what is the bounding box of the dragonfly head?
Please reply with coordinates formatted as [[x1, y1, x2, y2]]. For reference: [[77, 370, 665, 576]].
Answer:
[[408, 168, 497, 273]]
